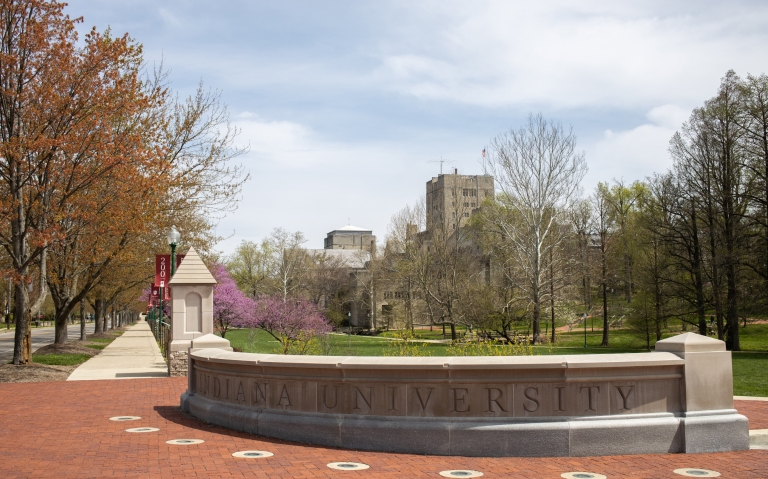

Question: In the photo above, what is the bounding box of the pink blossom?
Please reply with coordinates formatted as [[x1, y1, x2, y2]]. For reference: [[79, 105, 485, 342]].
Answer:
[[211, 263, 255, 338], [233, 295, 332, 354]]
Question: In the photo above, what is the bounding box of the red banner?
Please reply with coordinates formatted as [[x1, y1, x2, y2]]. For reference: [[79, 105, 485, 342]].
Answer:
[[147, 283, 171, 306], [154, 254, 185, 287], [147, 283, 160, 307]]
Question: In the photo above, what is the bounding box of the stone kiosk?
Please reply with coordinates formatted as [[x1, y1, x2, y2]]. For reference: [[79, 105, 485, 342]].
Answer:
[[167, 247, 231, 377], [180, 332, 748, 457]]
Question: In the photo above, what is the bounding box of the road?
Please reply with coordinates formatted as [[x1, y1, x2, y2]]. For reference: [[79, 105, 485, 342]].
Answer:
[[0, 323, 94, 361]]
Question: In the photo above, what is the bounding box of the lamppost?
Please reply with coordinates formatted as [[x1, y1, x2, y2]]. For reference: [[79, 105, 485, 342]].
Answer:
[[167, 225, 180, 276], [583, 313, 588, 348]]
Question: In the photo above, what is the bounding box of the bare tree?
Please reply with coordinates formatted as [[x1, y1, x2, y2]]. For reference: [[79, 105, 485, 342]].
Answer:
[[267, 228, 308, 302], [485, 114, 587, 344]]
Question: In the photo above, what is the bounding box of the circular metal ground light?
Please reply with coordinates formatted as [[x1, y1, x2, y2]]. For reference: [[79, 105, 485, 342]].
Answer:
[[109, 416, 141, 421], [125, 427, 159, 433], [232, 450, 274, 458], [327, 462, 370, 471], [166, 439, 205, 445], [439, 471, 484, 478], [561, 473, 607, 479], [673, 469, 721, 477]]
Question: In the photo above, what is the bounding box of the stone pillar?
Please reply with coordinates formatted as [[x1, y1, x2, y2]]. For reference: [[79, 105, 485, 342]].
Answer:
[[167, 246, 231, 377], [656, 332, 749, 453]]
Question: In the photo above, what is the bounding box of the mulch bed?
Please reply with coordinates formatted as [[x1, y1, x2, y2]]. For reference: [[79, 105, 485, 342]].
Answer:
[[0, 363, 77, 383]]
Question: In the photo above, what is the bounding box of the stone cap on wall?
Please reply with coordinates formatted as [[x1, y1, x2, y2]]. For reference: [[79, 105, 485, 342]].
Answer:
[[169, 246, 217, 285], [190, 349, 684, 370], [655, 332, 726, 353]]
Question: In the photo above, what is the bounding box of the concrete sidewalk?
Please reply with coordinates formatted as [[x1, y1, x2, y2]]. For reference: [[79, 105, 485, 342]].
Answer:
[[67, 321, 168, 381]]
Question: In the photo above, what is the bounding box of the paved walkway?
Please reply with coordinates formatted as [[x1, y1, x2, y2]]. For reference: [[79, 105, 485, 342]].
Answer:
[[67, 321, 168, 381], [0, 378, 765, 478]]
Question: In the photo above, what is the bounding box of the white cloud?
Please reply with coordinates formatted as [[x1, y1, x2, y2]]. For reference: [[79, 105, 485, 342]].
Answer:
[[583, 104, 691, 188], [370, 1, 768, 110], [216, 116, 456, 254]]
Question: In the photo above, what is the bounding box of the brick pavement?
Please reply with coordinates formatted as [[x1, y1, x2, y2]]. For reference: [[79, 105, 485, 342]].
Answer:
[[0, 378, 765, 478]]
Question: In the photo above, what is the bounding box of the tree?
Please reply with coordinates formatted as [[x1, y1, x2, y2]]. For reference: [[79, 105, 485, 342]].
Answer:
[[414, 195, 481, 340], [381, 199, 426, 331], [569, 199, 595, 318], [227, 239, 277, 298], [237, 295, 332, 354], [0, 1, 161, 362], [592, 184, 615, 346], [211, 263, 253, 338], [670, 72, 748, 350], [484, 114, 587, 344], [267, 228, 308, 302], [604, 180, 646, 304]]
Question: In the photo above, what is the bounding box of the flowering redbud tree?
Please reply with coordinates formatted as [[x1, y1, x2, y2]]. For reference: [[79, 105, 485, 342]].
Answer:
[[234, 295, 332, 354], [211, 263, 255, 338]]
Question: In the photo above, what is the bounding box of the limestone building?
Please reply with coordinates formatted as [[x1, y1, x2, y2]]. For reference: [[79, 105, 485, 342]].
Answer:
[[323, 225, 376, 250], [304, 225, 376, 329], [426, 170, 494, 233]]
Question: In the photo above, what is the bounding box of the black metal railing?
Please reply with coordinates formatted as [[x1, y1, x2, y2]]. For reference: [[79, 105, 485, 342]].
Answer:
[[147, 313, 171, 360]]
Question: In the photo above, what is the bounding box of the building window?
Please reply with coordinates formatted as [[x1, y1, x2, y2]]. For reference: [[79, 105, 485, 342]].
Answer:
[[471, 203, 476, 207], [464, 202, 469, 207], [464, 212, 469, 217], [452, 224, 456, 229], [452, 212, 456, 217]]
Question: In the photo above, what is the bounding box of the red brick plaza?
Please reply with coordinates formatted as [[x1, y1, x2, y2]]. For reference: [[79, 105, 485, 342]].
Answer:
[[0, 378, 765, 478]]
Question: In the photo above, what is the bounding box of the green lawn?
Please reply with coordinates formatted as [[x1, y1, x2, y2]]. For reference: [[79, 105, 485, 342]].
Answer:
[[732, 352, 768, 397], [223, 327, 768, 397], [31, 353, 92, 366]]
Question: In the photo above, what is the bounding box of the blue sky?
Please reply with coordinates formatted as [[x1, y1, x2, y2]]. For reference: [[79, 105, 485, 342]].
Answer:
[[67, 1, 768, 254]]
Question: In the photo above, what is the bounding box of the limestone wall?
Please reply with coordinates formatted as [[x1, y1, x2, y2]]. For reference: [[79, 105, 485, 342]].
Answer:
[[180, 338, 749, 456]]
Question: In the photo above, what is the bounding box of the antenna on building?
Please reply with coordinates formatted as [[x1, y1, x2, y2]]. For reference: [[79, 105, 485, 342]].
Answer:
[[428, 156, 455, 175]]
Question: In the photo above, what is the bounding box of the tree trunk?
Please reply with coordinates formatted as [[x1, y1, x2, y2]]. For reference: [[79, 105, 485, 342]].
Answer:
[[600, 241, 609, 347], [690, 201, 708, 336], [80, 301, 86, 341], [94, 299, 104, 334], [54, 313, 68, 343], [532, 291, 541, 345], [12, 281, 30, 364], [550, 248, 556, 345]]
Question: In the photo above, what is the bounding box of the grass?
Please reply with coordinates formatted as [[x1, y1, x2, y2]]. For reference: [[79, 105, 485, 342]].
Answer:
[[732, 352, 768, 397], [31, 353, 91, 366], [223, 326, 768, 397], [27, 325, 127, 367]]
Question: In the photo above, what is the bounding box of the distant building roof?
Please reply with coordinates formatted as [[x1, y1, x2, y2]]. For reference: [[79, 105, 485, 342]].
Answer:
[[168, 246, 217, 285], [327, 225, 372, 235], [306, 248, 370, 269]]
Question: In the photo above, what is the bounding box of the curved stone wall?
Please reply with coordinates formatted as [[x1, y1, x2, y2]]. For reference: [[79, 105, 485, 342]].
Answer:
[[180, 333, 749, 457]]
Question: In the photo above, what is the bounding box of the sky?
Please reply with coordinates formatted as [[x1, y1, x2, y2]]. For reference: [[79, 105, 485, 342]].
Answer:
[[66, 0, 768, 255]]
